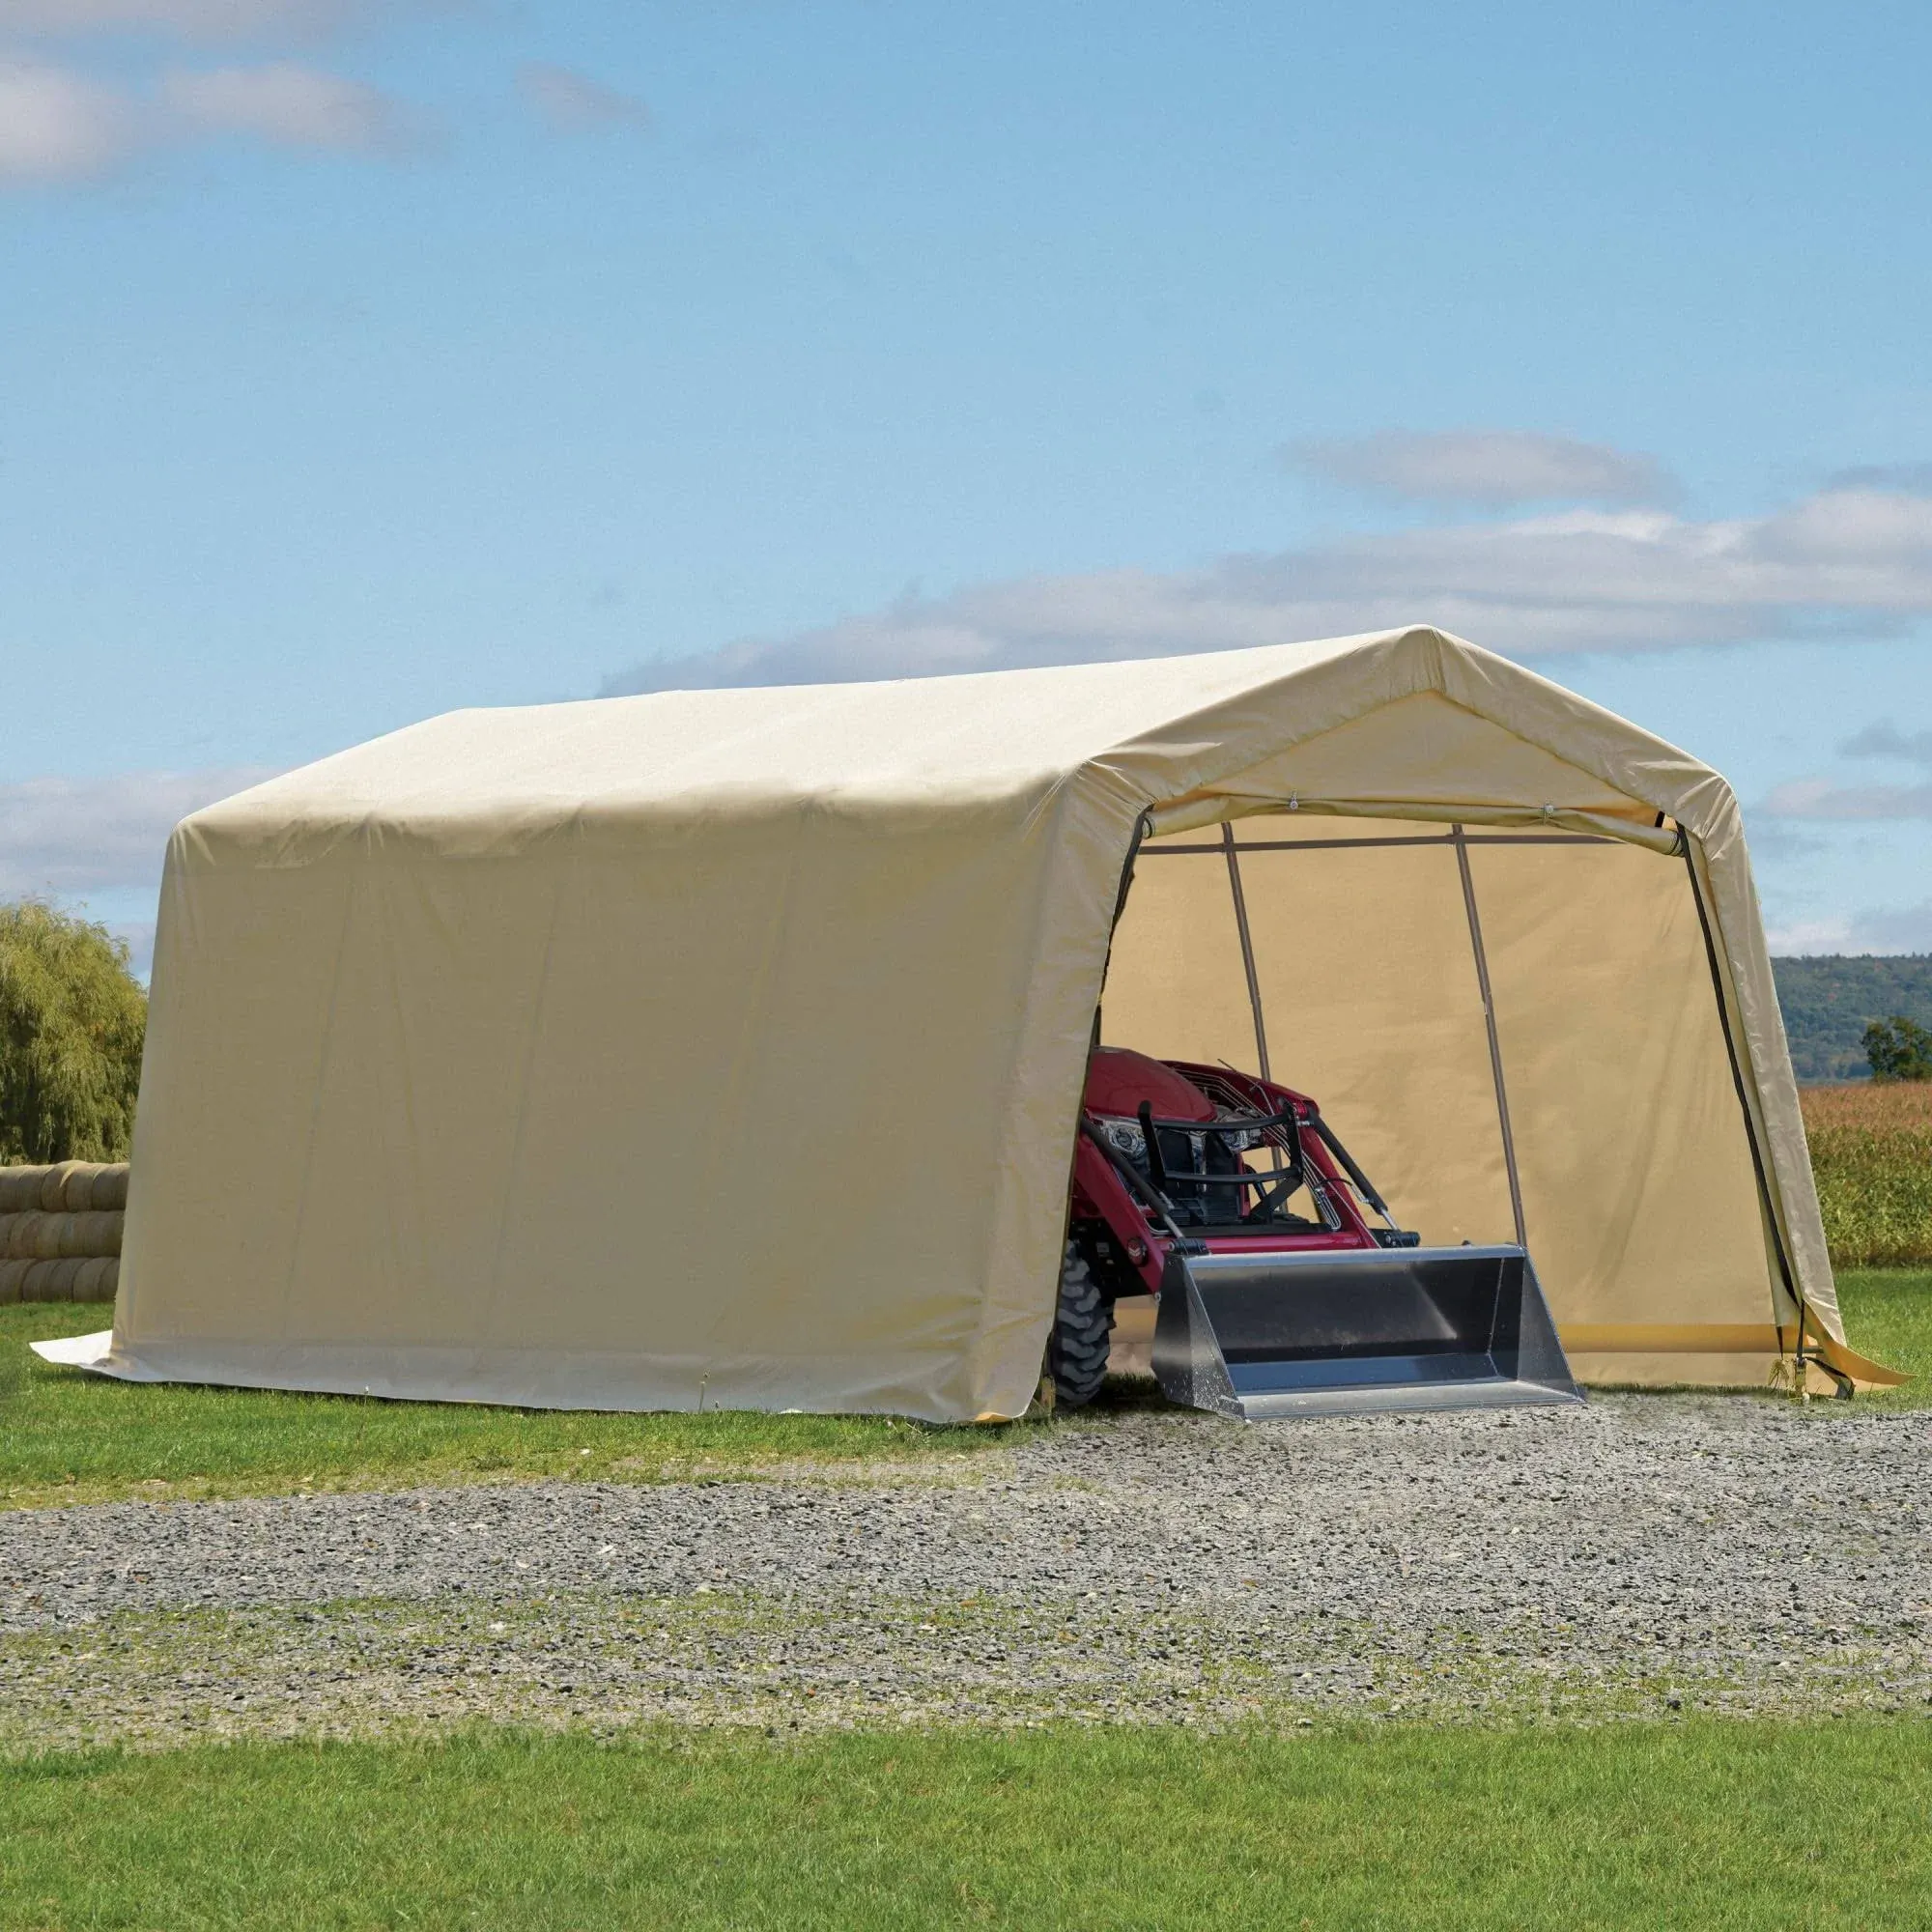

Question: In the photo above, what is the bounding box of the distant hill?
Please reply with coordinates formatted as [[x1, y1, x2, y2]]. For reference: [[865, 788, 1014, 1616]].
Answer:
[[1771, 955, 1932, 1084]]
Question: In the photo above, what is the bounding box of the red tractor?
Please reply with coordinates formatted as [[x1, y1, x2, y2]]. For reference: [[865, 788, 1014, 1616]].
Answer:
[[1050, 1047, 1579, 1419]]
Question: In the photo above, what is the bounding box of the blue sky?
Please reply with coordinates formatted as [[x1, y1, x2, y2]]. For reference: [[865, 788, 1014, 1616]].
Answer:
[[4, 0, 1931, 965]]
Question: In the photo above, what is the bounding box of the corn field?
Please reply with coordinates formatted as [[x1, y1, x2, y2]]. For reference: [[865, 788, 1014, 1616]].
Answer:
[[1801, 1082, 1932, 1268]]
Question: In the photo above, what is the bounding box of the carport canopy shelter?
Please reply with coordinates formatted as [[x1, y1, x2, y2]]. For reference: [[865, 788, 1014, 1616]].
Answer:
[[60, 625, 1893, 1420]]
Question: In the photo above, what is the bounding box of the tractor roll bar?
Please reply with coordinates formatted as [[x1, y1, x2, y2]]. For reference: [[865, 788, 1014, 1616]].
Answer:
[[1094, 1094, 1405, 1243], [1090, 1106, 1311, 1225], [1120, 1102, 1308, 1187]]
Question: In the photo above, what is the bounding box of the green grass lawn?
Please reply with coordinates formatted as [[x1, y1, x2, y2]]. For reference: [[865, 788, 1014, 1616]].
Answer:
[[0, 1303, 1017, 1511], [6, 1294, 1929, 1927], [1, 1270, 1922, 1511], [5, 1721, 1931, 1930], [1839, 1267, 1932, 1406]]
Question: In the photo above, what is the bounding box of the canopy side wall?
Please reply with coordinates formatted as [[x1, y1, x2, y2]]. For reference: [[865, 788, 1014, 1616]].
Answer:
[[1468, 836, 1779, 1379], [113, 779, 1130, 1422]]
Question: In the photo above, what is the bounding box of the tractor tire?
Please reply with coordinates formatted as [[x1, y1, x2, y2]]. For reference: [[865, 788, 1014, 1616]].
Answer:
[[1048, 1241, 1114, 1408]]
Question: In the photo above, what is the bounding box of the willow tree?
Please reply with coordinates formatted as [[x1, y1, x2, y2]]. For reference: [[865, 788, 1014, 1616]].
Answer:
[[0, 900, 147, 1165]]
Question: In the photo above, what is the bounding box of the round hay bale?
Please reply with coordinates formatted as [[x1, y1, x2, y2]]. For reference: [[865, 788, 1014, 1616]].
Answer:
[[23, 1257, 80, 1302], [55, 1212, 98, 1259], [2, 1169, 59, 1213], [2, 1213, 60, 1261], [0, 1259, 29, 1305], [60, 1163, 108, 1212], [37, 1164, 79, 1213], [0, 1169, 50, 1214], [73, 1256, 118, 1303], [74, 1210, 123, 1257], [89, 1166, 130, 1212], [59, 1210, 119, 1258]]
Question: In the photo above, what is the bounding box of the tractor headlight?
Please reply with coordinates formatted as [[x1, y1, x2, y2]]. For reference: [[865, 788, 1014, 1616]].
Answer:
[[1094, 1116, 1147, 1162]]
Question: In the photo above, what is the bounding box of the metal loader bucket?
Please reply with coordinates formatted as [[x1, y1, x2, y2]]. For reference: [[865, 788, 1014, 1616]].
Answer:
[[1151, 1244, 1583, 1420]]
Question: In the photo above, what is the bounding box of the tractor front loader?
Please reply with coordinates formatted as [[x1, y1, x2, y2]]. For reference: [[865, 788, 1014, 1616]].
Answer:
[[1055, 1047, 1581, 1420]]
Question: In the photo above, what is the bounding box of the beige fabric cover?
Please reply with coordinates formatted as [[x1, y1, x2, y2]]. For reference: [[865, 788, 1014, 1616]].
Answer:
[[89, 625, 1834, 1420]]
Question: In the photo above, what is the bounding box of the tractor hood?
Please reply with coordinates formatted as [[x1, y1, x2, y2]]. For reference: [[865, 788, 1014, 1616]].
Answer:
[[1082, 1047, 1216, 1122]]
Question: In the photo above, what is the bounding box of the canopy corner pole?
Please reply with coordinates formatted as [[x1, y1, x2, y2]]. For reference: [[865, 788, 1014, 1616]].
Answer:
[[1094, 812, 1154, 1042], [1452, 823, 1527, 1250], [1220, 821, 1271, 1082]]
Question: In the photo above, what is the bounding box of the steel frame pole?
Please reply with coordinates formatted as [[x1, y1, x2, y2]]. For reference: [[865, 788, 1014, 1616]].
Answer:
[[1453, 823, 1528, 1250]]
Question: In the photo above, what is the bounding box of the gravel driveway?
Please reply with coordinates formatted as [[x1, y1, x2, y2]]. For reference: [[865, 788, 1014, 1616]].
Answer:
[[3, 1394, 1928, 1747]]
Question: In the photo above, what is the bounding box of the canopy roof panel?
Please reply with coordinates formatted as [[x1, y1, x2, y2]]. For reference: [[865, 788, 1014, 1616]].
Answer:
[[190, 627, 1704, 847]]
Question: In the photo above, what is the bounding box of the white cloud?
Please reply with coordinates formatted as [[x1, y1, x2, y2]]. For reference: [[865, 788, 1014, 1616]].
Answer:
[[1764, 915, 1858, 954], [1762, 717, 1932, 818], [0, 0, 369, 40], [1761, 778, 1932, 821], [516, 61, 648, 133], [0, 53, 138, 179], [1291, 430, 1671, 509], [1842, 722, 1932, 765], [160, 60, 409, 150], [604, 482, 1932, 695], [0, 768, 274, 897], [1767, 904, 1932, 955], [0, 52, 419, 183]]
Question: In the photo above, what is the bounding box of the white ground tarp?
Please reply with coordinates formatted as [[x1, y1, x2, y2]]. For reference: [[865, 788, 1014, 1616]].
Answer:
[[44, 626, 1890, 1419]]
